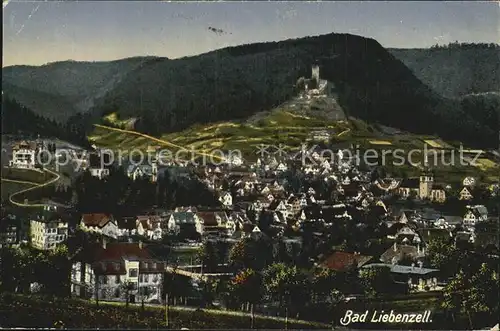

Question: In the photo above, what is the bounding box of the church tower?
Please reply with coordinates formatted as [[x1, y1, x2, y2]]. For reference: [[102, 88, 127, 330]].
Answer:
[[419, 171, 434, 199]]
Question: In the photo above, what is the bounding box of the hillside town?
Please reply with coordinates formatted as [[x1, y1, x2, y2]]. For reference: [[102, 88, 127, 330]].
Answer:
[[1, 134, 499, 329], [2, 1, 500, 329]]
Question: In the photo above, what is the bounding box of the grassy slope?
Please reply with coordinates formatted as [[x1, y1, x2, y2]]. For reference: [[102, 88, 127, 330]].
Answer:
[[0, 294, 328, 329], [88, 109, 499, 186]]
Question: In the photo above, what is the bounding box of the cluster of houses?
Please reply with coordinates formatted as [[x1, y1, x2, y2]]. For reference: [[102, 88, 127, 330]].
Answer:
[[1, 139, 498, 304]]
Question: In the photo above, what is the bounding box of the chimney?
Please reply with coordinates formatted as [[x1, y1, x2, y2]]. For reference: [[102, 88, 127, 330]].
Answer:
[[139, 241, 143, 249], [393, 242, 397, 252], [102, 237, 107, 249]]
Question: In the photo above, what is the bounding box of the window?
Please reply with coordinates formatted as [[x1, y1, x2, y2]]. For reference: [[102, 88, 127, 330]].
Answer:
[[152, 274, 159, 283], [114, 288, 121, 298], [144, 274, 149, 282], [100, 289, 107, 299], [129, 268, 138, 277], [115, 275, 121, 284], [101, 275, 108, 285]]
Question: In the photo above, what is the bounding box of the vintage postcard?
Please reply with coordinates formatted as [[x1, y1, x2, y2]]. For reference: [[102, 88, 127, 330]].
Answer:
[[1, 1, 499, 330]]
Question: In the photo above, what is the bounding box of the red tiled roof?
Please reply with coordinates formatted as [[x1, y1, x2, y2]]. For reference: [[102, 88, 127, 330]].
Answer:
[[76, 243, 164, 275], [197, 212, 218, 226], [320, 251, 373, 272], [81, 213, 113, 228]]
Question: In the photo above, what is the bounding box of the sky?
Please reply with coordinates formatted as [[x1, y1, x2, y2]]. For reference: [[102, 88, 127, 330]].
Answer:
[[3, 1, 499, 67]]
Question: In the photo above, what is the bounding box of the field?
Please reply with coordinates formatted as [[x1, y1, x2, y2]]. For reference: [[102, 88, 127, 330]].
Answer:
[[369, 140, 392, 145], [0, 294, 328, 329], [88, 111, 499, 184], [89, 109, 350, 158], [474, 158, 498, 170], [0, 167, 49, 184]]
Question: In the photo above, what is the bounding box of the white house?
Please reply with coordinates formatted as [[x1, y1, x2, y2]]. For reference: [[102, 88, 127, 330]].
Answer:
[[135, 216, 163, 240], [89, 167, 110, 180], [10, 141, 37, 169], [30, 206, 68, 250], [276, 162, 288, 172], [166, 212, 199, 234], [462, 176, 476, 187], [127, 164, 158, 182], [71, 241, 164, 304], [459, 187, 473, 201], [219, 192, 233, 208], [463, 205, 488, 229], [80, 213, 119, 239]]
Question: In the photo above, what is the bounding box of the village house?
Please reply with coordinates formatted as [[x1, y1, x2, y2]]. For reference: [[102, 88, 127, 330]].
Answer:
[[459, 186, 474, 200], [126, 163, 158, 182], [434, 215, 463, 230], [463, 205, 488, 230], [362, 263, 441, 292], [89, 167, 110, 179], [135, 215, 163, 240], [9, 140, 40, 169], [80, 213, 119, 239], [30, 206, 68, 250], [196, 211, 232, 237], [380, 242, 426, 265], [0, 213, 20, 248], [462, 176, 476, 187], [219, 192, 233, 208], [397, 172, 446, 202], [166, 211, 199, 235], [71, 241, 164, 304], [319, 251, 374, 272]]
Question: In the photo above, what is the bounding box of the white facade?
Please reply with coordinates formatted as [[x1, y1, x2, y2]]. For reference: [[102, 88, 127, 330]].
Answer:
[[30, 218, 68, 250], [71, 260, 163, 303], [219, 192, 233, 208], [10, 145, 36, 169], [90, 168, 110, 179]]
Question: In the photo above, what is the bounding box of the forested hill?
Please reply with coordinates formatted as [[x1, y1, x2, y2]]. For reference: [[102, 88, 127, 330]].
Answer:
[[389, 43, 500, 99], [1, 96, 91, 148], [3, 34, 498, 149], [91, 33, 496, 148], [2, 57, 157, 121]]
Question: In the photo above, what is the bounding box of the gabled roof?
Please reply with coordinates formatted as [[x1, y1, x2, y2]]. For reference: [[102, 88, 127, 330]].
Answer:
[[116, 216, 136, 231], [136, 215, 162, 230], [197, 212, 227, 226], [81, 213, 114, 228], [438, 215, 463, 224], [380, 244, 420, 264], [320, 251, 373, 271], [74, 242, 164, 275], [170, 212, 196, 223], [362, 263, 439, 275]]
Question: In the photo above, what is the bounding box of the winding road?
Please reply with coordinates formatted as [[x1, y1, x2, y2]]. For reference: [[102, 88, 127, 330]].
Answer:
[[1, 167, 61, 208]]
